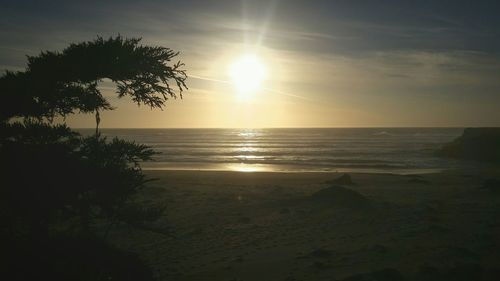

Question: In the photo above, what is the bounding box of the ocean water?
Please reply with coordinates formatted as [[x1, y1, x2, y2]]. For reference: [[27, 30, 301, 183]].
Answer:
[[81, 128, 468, 174]]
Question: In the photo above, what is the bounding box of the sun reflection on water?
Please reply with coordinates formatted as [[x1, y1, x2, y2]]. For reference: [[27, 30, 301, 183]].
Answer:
[[227, 163, 267, 172], [237, 129, 262, 138], [237, 145, 257, 152], [235, 129, 260, 156]]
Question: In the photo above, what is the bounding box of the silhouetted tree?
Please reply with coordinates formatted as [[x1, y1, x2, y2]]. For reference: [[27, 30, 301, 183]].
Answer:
[[0, 36, 187, 130], [0, 36, 187, 280]]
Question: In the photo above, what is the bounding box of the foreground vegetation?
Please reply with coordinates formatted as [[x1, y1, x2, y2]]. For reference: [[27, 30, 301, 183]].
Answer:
[[0, 36, 187, 280]]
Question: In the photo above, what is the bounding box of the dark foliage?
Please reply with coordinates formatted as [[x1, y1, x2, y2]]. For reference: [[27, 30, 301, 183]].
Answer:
[[0, 36, 187, 280], [5, 234, 156, 281], [0, 36, 187, 122]]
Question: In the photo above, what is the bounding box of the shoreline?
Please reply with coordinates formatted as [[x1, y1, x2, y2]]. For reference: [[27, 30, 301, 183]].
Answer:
[[143, 167, 447, 175], [143, 169, 446, 178], [142, 163, 452, 176]]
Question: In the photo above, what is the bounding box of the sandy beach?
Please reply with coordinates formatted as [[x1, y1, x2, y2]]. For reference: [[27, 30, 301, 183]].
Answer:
[[104, 170, 500, 281]]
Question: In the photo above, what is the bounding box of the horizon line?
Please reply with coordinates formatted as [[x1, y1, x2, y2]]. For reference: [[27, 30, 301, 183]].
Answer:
[[71, 126, 474, 130]]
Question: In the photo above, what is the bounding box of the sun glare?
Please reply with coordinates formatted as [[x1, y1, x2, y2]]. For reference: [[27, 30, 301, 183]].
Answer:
[[229, 54, 267, 97]]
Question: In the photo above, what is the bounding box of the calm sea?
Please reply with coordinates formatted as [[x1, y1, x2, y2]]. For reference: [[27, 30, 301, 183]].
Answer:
[[80, 128, 468, 174]]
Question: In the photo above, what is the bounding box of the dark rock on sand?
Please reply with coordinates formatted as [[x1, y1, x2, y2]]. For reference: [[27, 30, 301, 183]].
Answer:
[[312, 260, 329, 270], [480, 178, 500, 192], [445, 263, 483, 281], [280, 207, 291, 214], [309, 248, 332, 258], [436, 128, 500, 163], [407, 178, 431, 185], [370, 244, 388, 254], [484, 267, 500, 281], [311, 185, 369, 207], [238, 216, 251, 224], [339, 268, 404, 281], [415, 264, 441, 281], [415, 263, 492, 281], [327, 173, 355, 185]]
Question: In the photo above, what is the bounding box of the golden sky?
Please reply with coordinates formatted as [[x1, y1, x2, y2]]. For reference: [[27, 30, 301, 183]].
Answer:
[[2, 0, 500, 128]]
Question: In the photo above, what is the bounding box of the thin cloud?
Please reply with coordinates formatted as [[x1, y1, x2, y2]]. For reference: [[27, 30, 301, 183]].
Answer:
[[189, 73, 313, 101]]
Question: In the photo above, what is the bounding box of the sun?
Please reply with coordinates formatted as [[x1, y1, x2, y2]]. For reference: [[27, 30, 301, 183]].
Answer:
[[229, 54, 267, 97]]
